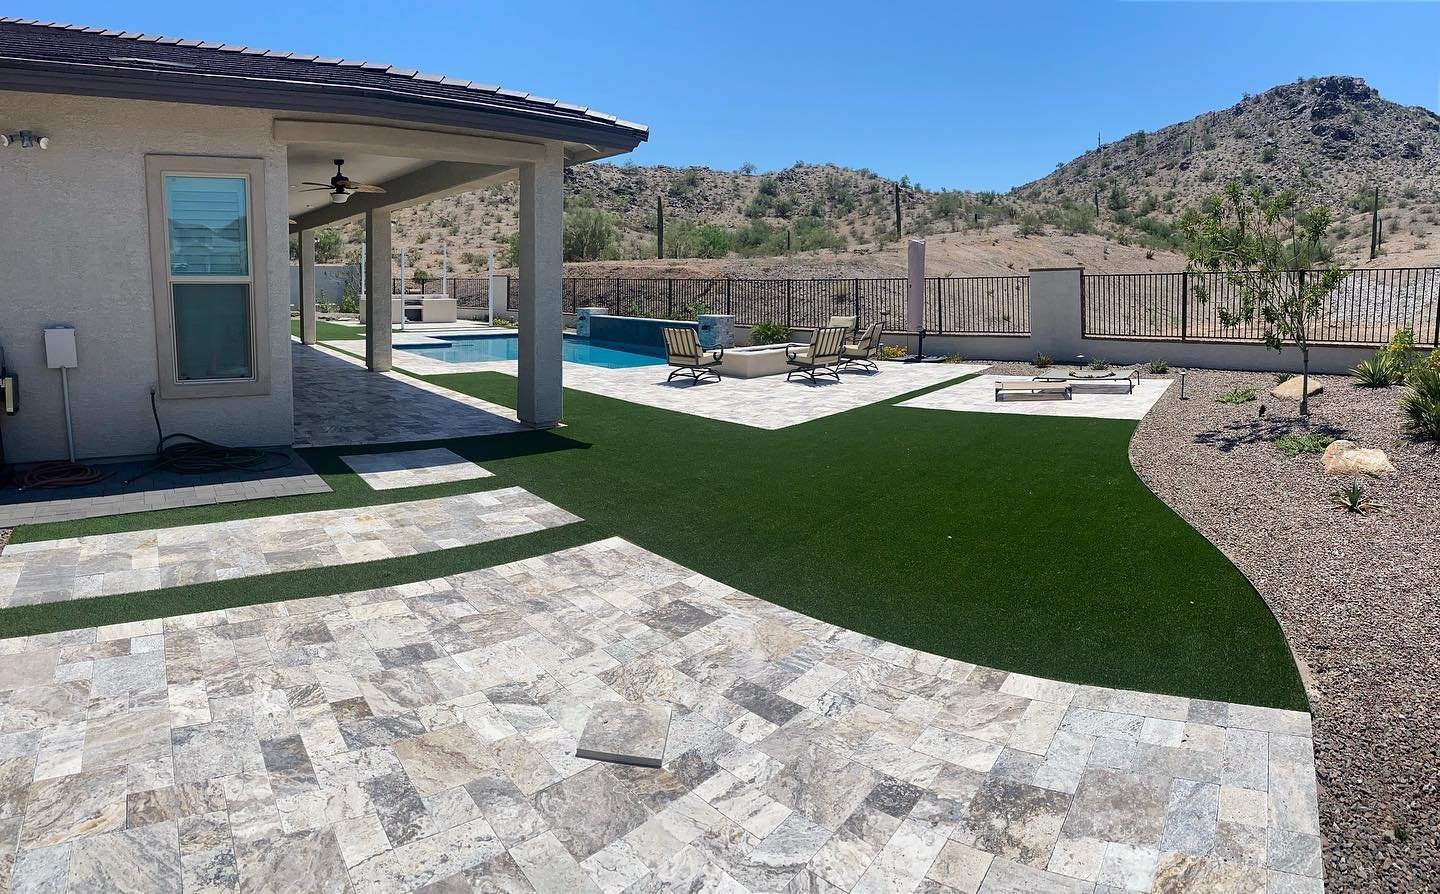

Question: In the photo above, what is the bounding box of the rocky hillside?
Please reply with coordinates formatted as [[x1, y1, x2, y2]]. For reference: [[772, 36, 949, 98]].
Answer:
[[319, 75, 1440, 280]]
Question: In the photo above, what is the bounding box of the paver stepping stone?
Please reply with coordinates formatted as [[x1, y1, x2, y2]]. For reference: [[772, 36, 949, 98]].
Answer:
[[339, 447, 493, 490], [575, 702, 671, 768]]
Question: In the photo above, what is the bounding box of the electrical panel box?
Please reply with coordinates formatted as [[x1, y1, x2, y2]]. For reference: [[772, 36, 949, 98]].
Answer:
[[43, 326, 78, 369]]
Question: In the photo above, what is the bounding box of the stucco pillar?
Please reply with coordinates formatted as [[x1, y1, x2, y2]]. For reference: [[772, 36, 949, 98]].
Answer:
[[1027, 267, 1085, 361], [298, 229, 317, 345], [517, 144, 565, 427], [364, 209, 392, 372]]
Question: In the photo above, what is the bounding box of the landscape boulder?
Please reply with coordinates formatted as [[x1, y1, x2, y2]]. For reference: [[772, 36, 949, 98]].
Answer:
[[1321, 440, 1396, 477], [1271, 376, 1324, 401]]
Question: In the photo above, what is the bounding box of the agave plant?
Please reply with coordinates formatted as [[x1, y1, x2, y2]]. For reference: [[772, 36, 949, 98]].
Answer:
[[1330, 481, 1377, 514], [1350, 355, 1397, 388], [1402, 368, 1440, 440]]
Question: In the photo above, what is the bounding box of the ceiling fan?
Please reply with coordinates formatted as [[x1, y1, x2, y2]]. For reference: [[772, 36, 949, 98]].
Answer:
[[294, 159, 386, 204]]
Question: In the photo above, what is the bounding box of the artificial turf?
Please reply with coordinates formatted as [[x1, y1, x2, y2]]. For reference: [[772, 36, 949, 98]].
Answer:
[[290, 319, 364, 341], [0, 368, 1307, 710]]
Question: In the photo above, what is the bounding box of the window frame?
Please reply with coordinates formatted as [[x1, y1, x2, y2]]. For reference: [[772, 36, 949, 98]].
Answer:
[[145, 154, 271, 399]]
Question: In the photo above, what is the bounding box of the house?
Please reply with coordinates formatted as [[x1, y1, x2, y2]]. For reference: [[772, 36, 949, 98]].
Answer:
[[0, 18, 646, 463]]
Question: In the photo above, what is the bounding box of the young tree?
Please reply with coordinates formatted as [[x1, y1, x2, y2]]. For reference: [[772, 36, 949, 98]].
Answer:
[[313, 228, 345, 263], [1179, 181, 1345, 415]]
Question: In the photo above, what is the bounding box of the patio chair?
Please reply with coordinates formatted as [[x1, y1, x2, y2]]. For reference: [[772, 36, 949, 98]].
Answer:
[[661, 327, 724, 384], [786, 326, 847, 383], [838, 322, 884, 374], [826, 315, 858, 339]]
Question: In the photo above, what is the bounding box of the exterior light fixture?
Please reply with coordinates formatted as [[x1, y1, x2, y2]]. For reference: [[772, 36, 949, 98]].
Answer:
[[3, 131, 49, 149]]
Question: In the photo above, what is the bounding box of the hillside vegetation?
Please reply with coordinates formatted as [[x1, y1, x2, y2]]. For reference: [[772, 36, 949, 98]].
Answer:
[[310, 76, 1440, 280]]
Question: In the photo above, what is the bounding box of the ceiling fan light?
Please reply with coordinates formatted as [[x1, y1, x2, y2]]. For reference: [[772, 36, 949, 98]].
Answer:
[[329, 190, 350, 205]]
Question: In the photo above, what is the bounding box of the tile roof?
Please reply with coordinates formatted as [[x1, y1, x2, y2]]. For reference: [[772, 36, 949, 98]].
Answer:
[[0, 18, 648, 141]]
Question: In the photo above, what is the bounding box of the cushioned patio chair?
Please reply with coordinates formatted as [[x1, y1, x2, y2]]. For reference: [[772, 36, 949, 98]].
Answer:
[[785, 326, 847, 383], [838, 322, 884, 374], [662, 327, 724, 384], [826, 315, 858, 339]]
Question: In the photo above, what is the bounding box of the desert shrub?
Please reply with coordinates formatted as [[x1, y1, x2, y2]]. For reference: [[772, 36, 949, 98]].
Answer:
[[1402, 368, 1440, 439], [1033, 353, 1053, 368], [1274, 434, 1334, 457], [339, 294, 359, 314], [1148, 359, 1170, 374], [1330, 481, 1377, 514], [876, 344, 908, 360], [1217, 387, 1258, 404], [1274, 372, 1294, 384], [563, 206, 620, 261], [1087, 357, 1110, 370], [1377, 327, 1424, 383], [1350, 355, 1398, 388], [940, 353, 967, 364], [749, 321, 790, 345]]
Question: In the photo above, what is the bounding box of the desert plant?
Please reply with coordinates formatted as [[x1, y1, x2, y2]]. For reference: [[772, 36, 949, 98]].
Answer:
[[748, 321, 790, 346], [1180, 181, 1346, 416], [876, 344, 908, 361], [1087, 357, 1111, 370], [1273, 434, 1334, 457], [1033, 353, 1053, 368], [940, 353, 967, 364], [1376, 327, 1423, 383], [339, 294, 359, 314], [1401, 367, 1440, 440], [1330, 481, 1377, 514], [1350, 355, 1398, 388], [1148, 359, 1170, 374], [1217, 387, 1258, 404], [1274, 371, 1295, 384]]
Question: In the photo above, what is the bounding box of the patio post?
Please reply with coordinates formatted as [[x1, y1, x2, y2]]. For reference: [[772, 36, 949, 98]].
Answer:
[[298, 229, 317, 345], [364, 208, 393, 372], [516, 143, 565, 426]]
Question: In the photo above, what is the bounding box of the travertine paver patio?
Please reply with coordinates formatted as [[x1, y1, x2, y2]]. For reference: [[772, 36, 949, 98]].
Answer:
[[899, 376, 1173, 421], [293, 342, 527, 447], [356, 338, 990, 429], [0, 487, 578, 608], [339, 448, 493, 491], [0, 537, 1321, 892]]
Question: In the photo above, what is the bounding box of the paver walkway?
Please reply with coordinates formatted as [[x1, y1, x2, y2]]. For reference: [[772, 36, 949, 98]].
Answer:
[[369, 338, 989, 429], [900, 376, 1173, 421], [339, 448, 493, 491], [0, 538, 1321, 892], [0, 488, 578, 608], [293, 343, 526, 447]]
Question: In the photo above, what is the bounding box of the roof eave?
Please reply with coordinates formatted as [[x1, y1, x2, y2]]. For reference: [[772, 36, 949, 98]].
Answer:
[[0, 57, 648, 154]]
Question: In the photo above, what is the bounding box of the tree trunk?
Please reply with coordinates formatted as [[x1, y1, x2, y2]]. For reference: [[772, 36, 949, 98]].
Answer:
[[1299, 345, 1311, 417]]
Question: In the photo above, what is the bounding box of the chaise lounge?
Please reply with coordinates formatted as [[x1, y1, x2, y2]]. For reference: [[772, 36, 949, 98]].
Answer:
[[661, 327, 724, 384], [786, 326, 847, 383]]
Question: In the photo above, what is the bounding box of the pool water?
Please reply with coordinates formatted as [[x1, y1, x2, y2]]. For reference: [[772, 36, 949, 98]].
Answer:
[[401, 334, 665, 369]]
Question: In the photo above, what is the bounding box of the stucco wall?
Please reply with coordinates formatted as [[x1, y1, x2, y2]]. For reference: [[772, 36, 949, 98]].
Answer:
[[288, 264, 358, 308], [0, 92, 293, 463]]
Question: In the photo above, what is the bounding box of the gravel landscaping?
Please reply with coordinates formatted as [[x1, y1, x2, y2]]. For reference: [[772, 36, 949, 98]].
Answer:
[[1127, 367, 1438, 892]]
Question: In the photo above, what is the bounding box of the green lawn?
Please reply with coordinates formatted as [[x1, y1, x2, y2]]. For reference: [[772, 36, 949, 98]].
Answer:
[[290, 319, 364, 341], [0, 369, 1307, 710]]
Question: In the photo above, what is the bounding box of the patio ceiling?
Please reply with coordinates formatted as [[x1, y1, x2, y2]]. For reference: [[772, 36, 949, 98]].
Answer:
[[281, 118, 547, 232]]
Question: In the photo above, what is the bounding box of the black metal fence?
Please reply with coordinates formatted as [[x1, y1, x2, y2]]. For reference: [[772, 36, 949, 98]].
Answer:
[[398, 275, 1030, 335], [1082, 268, 1440, 346]]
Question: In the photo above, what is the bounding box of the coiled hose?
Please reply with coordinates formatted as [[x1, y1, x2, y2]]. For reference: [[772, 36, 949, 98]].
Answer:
[[123, 390, 290, 485], [15, 460, 108, 489]]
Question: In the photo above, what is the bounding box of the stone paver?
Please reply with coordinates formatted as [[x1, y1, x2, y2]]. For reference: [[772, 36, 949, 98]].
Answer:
[[331, 336, 987, 429], [0, 455, 329, 528], [0, 487, 578, 608], [339, 448, 493, 491], [0, 537, 1320, 892], [899, 375, 1173, 420], [293, 342, 526, 447]]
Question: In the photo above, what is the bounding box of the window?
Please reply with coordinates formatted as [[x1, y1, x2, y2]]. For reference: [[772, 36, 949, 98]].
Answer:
[[146, 156, 270, 398]]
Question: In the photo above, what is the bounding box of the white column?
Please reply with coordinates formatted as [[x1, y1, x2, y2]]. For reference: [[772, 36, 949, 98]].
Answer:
[[298, 229, 317, 345], [517, 144, 565, 426], [364, 208, 393, 372]]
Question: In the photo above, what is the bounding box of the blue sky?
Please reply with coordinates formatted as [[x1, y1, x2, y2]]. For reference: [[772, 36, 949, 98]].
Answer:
[[13, 1, 1440, 190]]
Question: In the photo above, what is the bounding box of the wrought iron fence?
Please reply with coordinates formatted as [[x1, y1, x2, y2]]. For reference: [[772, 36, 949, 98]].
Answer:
[[1082, 268, 1440, 346], [464, 275, 1029, 335]]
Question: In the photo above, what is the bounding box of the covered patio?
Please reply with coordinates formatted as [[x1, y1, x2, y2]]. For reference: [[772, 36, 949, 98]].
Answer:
[[286, 115, 644, 430]]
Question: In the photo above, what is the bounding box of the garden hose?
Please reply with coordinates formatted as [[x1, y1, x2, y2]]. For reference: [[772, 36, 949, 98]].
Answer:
[[123, 390, 291, 485], [15, 460, 109, 489]]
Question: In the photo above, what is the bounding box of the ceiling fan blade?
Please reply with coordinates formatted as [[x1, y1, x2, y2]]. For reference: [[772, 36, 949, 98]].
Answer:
[[350, 184, 387, 194], [295, 186, 332, 193], [297, 181, 333, 187]]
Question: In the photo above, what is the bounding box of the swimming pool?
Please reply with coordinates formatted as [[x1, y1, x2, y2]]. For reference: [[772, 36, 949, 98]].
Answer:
[[400, 334, 665, 369]]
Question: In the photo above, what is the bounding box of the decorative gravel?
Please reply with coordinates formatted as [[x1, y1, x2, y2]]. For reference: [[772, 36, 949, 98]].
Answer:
[[1127, 367, 1438, 891]]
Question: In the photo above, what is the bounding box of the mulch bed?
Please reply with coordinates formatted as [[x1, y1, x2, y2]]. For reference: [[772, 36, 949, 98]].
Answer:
[[1127, 368, 1438, 892]]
